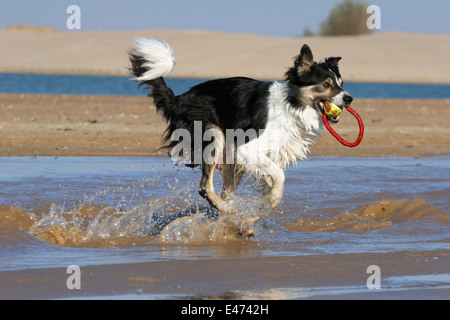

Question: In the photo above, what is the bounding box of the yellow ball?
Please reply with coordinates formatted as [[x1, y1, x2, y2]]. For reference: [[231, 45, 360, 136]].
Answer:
[[324, 101, 342, 117]]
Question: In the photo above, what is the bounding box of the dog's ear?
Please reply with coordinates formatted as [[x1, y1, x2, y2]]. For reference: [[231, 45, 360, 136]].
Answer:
[[295, 44, 314, 75], [324, 57, 341, 71]]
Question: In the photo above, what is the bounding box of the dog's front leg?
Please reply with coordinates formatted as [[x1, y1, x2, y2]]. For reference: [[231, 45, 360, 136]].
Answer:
[[240, 152, 285, 208], [264, 163, 285, 208]]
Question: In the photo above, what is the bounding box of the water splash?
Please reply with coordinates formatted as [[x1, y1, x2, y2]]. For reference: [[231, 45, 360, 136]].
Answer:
[[1, 195, 446, 248], [0, 175, 274, 246], [282, 198, 448, 233], [0, 161, 448, 248]]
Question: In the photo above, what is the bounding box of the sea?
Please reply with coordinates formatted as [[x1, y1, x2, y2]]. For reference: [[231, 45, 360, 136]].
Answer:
[[1, 72, 450, 98]]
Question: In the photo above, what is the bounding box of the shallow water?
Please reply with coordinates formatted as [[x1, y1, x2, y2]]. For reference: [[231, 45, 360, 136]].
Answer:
[[0, 156, 448, 275]]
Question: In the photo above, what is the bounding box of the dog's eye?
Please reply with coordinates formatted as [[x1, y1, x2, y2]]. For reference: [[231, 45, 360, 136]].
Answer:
[[323, 82, 330, 88]]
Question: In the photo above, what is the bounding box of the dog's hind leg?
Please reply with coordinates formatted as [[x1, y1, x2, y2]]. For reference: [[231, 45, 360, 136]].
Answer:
[[262, 161, 285, 208], [199, 162, 231, 213], [220, 164, 244, 201]]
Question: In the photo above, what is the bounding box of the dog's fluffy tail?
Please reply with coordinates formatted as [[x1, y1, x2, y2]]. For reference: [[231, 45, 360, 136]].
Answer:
[[129, 37, 176, 81], [129, 38, 177, 123]]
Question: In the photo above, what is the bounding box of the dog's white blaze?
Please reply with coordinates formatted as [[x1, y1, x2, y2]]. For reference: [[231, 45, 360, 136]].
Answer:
[[328, 68, 350, 106], [331, 91, 349, 106], [329, 68, 343, 89], [132, 38, 176, 81], [236, 81, 322, 176]]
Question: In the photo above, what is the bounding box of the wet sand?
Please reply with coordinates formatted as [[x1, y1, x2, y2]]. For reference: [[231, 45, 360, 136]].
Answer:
[[1, 249, 448, 300], [1, 93, 449, 158]]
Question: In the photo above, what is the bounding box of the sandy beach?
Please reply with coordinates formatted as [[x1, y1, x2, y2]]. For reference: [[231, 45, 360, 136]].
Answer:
[[0, 94, 449, 157]]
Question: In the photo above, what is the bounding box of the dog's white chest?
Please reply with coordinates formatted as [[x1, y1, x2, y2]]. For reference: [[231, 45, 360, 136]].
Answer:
[[264, 105, 321, 168], [236, 82, 322, 173]]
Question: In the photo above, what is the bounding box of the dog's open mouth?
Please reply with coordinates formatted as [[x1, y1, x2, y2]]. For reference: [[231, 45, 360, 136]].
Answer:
[[318, 100, 341, 123]]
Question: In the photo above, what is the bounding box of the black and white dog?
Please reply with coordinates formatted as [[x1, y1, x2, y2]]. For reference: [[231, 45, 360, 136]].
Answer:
[[129, 38, 353, 215]]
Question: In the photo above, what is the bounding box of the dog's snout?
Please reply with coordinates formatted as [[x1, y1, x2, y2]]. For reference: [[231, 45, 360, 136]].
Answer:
[[343, 95, 353, 105]]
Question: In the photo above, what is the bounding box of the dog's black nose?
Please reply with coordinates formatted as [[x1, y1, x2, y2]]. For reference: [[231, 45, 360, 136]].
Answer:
[[343, 95, 353, 105]]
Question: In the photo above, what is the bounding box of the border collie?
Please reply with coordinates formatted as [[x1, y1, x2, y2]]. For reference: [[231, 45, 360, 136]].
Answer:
[[129, 38, 353, 219]]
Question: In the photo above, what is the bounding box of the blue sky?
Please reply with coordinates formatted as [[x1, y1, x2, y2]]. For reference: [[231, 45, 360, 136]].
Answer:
[[1, 0, 449, 36]]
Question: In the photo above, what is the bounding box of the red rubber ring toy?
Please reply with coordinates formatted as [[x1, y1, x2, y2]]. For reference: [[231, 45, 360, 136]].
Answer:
[[322, 106, 364, 147]]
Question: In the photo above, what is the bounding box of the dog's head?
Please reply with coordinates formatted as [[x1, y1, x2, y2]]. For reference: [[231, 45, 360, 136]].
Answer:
[[284, 44, 353, 122]]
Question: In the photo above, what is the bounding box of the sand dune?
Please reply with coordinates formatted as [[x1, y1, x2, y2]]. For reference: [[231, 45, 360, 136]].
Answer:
[[1, 27, 449, 83]]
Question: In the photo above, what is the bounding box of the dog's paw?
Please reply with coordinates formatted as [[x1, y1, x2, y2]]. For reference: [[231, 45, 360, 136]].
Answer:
[[268, 191, 282, 208], [237, 229, 254, 239]]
